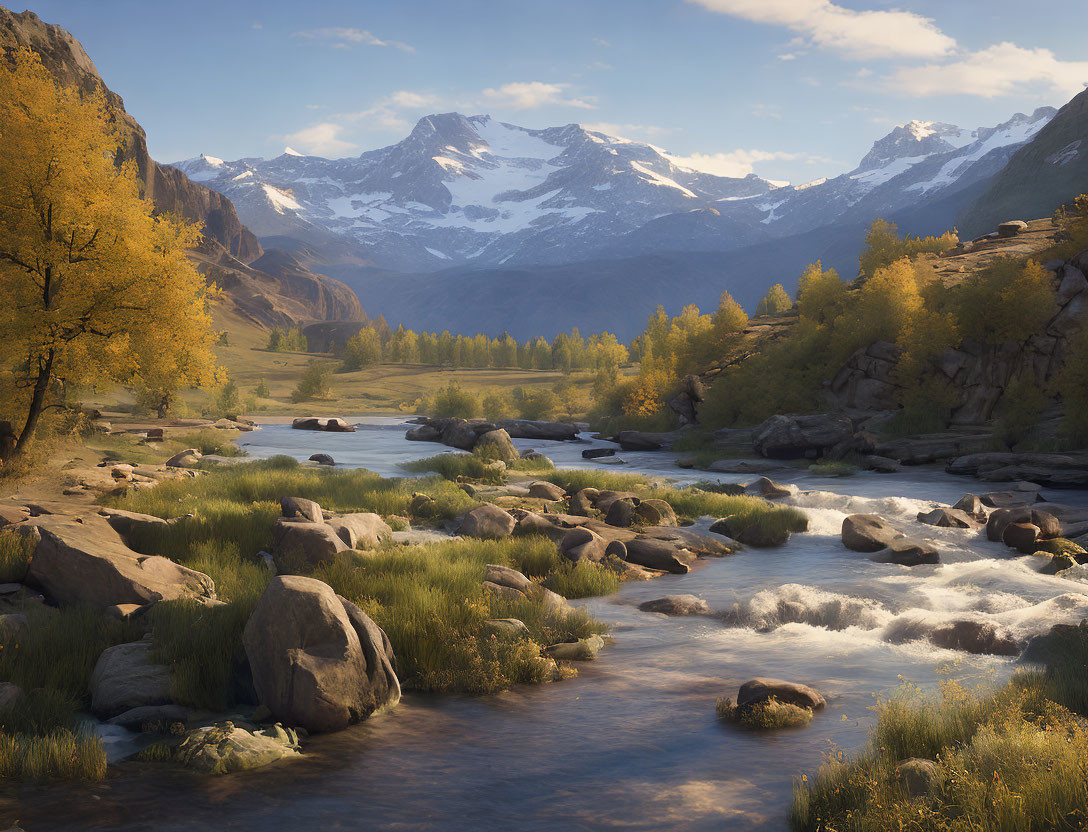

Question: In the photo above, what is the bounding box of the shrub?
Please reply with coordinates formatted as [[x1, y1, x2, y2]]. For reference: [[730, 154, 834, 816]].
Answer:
[[995, 374, 1050, 449], [428, 382, 479, 419], [254, 378, 271, 399], [401, 453, 506, 484], [754, 283, 793, 317], [290, 360, 333, 403], [214, 379, 241, 417], [512, 387, 557, 420], [482, 392, 510, 421], [1058, 326, 1088, 444], [267, 327, 307, 352], [952, 258, 1057, 345], [174, 429, 244, 458]]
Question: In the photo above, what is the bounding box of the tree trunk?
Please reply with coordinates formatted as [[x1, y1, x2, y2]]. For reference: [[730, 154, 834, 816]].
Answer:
[[15, 349, 55, 453]]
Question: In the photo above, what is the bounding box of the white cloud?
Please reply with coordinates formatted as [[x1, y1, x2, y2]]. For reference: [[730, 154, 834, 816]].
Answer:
[[592, 37, 611, 47], [279, 122, 357, 157], [387, 90, 442, 109], [481, 81, 595, 110], [751, 103, 783, 119], [582, 122, 679, 140], [668, 149, 803, 178], [292, 27, 414, 53], [686, 0, 955, 60], [776, 53, 798, 61], [888, 42, 1088, 98]]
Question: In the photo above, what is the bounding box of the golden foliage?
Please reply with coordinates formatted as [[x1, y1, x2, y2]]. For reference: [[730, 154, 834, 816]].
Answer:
[[0, 49, 219, 449]]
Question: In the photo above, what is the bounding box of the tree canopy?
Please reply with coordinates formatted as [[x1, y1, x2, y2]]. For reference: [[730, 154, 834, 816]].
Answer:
[[0, 49, 219, 449]]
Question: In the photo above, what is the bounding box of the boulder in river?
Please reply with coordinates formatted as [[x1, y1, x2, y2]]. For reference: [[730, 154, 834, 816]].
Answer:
[[582, 448, 615, 460], [953, 494, 987, 521], [745, 477, 791, 499], [916, 507, 976, 528], [459, 504, 516, 539], [871, 537, 940, 566], [1002, 522, 1041, 554], [309, 453, 335, 466], [622, 539, 694, 574], [736, 678, 826, 710], [638, 595, 709, 616], [243, 576, 400, 733], [929, 620, 1020, 655], [752, 413, 853, 459], [543, 635, 605, 661], [497, 419, 579, 441], [475, 429, 520, 463], [987, 507, 1061, 542], [617, 431, 666, 451], [292, 417, 355, 432], [841, 515, 898, 552], [154, 721, 301, 774]]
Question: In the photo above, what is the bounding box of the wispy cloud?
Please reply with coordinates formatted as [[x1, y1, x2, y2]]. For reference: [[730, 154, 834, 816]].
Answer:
[[751, 103, 783, 119], [278, 122, 357, 157], [582, 122, 679, 141], [592, 37, 611, 47], [292, 27, 414, 53], [888, 42, 1088, 99], [482, 81, 595, 110], [687, 0, 954, 60]]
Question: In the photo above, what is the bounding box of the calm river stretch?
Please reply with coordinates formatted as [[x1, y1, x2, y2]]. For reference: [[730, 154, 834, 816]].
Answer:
[[12, 417, 1088, 831]]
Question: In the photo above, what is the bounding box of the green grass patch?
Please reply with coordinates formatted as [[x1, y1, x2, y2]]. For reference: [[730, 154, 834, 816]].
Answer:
[[401, 453, 506, 483], [652, 486, 808, 541], [0, 530, 32, 583], [312, 536, 611, 695], [807, 461, 858, 477], [718, 697, 814, 729], [541, 469, 650, 493], [175, 429, 245, 457], [791, 675, 1088, 831], [0, 729, 107, 781]]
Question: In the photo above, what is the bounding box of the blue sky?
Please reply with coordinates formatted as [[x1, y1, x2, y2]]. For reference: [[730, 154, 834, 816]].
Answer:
[[27, 0, 1088, 183]]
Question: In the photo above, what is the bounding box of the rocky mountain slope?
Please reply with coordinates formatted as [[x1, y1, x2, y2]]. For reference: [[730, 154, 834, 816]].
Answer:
[[959, 88, 1088, 237], [0, 7, 362, 329]]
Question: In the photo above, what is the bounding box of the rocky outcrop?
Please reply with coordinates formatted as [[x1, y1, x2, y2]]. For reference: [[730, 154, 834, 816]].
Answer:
[[291, 417, 356, 432], [27, 515, 216, 610], [947, 451, 1088, 487], [405, 417, 579, 451], [752, 413, 853, 459], [827, 341, 902, 411], [242, 576, 400, 733]]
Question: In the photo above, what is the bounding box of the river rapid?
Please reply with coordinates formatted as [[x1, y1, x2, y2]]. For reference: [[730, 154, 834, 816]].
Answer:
[[11, 417, 1088, 831]]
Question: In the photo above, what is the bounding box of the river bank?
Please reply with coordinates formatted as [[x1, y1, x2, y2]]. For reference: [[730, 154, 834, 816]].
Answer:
[[4, 415, 1088, 830]]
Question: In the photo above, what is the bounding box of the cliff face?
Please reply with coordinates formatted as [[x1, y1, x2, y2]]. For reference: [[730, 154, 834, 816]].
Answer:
[[0, 7, 363, 326], [0, 8, 261, 263]]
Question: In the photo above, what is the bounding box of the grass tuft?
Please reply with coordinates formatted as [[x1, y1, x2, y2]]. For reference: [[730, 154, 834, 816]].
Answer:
[[718, 697, 814, 729], [0, 530, 33, 583]]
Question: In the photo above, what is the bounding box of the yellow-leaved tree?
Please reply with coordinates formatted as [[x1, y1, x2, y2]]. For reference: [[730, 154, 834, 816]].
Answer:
[[0, 48, 219, 453]]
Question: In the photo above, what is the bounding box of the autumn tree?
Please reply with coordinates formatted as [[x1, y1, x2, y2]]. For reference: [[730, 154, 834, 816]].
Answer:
[[342, 327, 383, 370], [754, 284, 792, 317], [0, 49, 219, 452]]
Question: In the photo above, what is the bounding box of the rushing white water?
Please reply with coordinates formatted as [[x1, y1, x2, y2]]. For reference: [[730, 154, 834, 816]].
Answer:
[[20, 418, 1088, 831]]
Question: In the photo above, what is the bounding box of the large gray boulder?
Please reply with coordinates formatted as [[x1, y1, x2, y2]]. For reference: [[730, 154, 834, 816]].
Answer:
[[841, 515, 899, 552], [459, 504, 516, 539], [527, 481, 565, 501], [559, 528, 607, 563], [280, 497, 324, 524], [27, 515, 215, 610], [916, 507, 976, 528], [623, 539, 694, 574], [90, 640, 173, 719], [753, 413, 853, 459], [242, 576, 400, 733], [617, 431, 666, 451], [327, 513, 392, 549], [986, 507, 1061, 542], [872, 538, 940, 566]]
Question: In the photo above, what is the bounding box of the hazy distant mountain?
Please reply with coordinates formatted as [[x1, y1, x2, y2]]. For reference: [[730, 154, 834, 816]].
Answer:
[[959, 89, 1088, 236], [172, 115, 780, 272], [176, 108, 1055, 275]]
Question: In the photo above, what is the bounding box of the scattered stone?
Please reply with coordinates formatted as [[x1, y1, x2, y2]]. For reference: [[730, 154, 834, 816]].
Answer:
[[308, 453, 335, 466], [157, 721, 301, 773], [527, 481, 565, 501], [981, 490, 1044, 508], [896, 758, 938, 798], [953, 495, 987, 521], [582, 448, 615, 460], [90, 640, 173, 719], [568, 489, 597, 516], [987, 507, 1061, 542], [736, 678, 826, 710], [559, 528, 607, 563], [327, 513, 392, 550], [165, 449, 202, 468], [279, 496, 324, 524], [271, 519, 346, 568], [605, 497, 639, 528], [638, 595, 709, 616], [622, 539, 693, 574], [863, 455, 901, 473], [243, 576, 399, 733], [636, 499, 678, 526], [481, 619, 531, 640], [460, 504, 516, 539], [1003, 522, 1041, 554], [997, 220, 1028, 237], [871, 537, 940, 566], [746, 477, 791, 498], [916, 507, 976, 528], [543, 634, 605, 660], [706, 459, 786, 474]]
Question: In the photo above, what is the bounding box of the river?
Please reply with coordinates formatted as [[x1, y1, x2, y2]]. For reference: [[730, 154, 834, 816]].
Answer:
[[10, 417, 1088, 831]]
